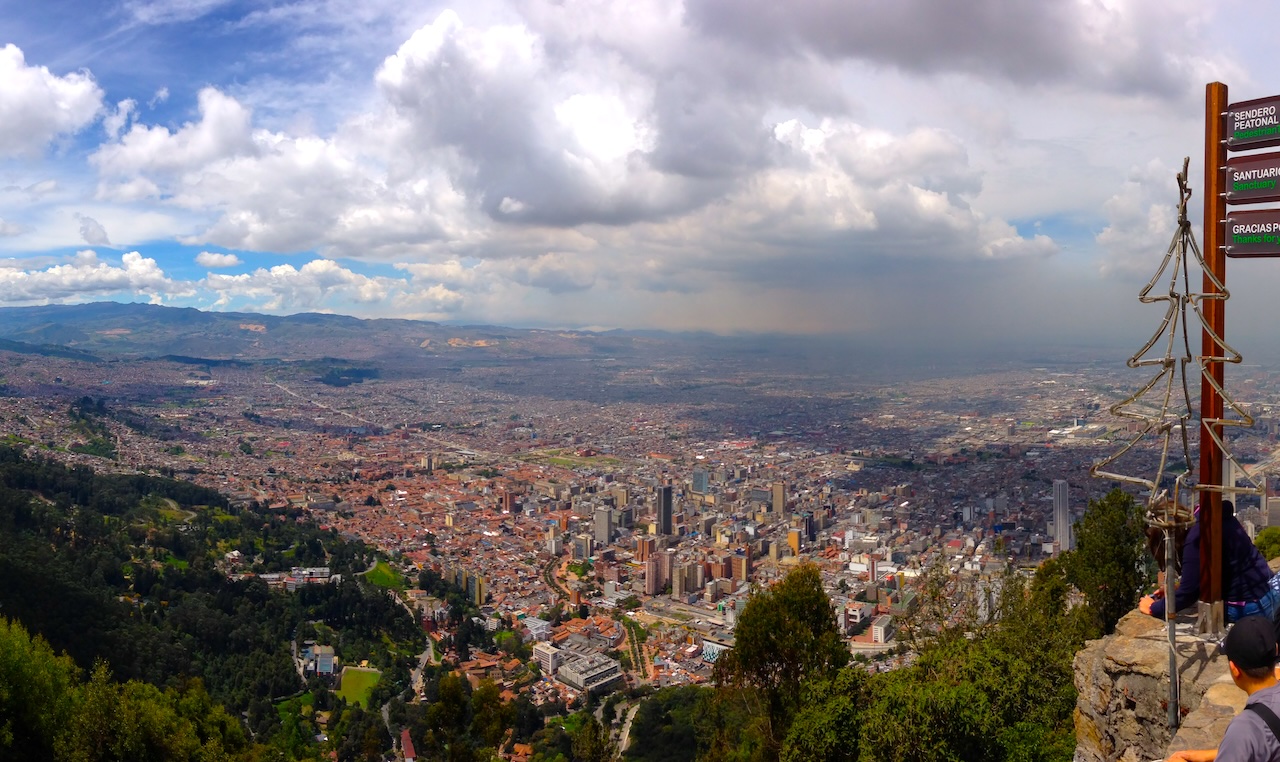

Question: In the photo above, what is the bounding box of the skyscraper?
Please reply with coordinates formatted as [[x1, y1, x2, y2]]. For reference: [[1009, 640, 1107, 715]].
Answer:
[[692, 467, 709, 494], [671, 563, 687, 598], [657, 485, 673, 535], [594, 505, 612, 546], [772, 481, 786, 513], [1053, 479, 1072, 551]]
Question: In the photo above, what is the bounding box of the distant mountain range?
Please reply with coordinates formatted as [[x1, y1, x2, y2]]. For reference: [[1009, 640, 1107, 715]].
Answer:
[[0, 302, 1119, 386], [0, 302, 654, 363]]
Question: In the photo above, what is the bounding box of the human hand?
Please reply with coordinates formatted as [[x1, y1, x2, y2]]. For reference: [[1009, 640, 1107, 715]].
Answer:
[[1139, 596, 1155, 615]]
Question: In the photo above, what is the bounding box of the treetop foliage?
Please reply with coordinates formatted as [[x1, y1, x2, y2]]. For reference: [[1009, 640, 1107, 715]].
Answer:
[[694, 493, 1144, 762]]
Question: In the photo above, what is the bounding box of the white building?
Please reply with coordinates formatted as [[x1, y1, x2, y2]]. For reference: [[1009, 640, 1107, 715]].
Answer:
[[871, 615, 895, 644], [1053, 479, 1072, 552], [533, 641, 561, 674]]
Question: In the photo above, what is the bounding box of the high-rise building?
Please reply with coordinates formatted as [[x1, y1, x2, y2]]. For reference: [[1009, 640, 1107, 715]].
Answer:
[[788, 528, 802, 557], [594, 506, 612, 546], [657, 485, 674, 535], [772, 481, 786, 513], [656, 550, 674, 590], [692, 467, 709, 494], [730, 548, 751, 581], [671, 563, 687, 598], [1053, 479, 1072, 551], [636, 536, 656, 561], [1226, 460, 1242, 492], [644, 557, 660, 595]]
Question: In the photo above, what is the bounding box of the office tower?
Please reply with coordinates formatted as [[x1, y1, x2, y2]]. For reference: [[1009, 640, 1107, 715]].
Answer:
[[657, 485, 673, 535], [772, 481, 785, 513], [731, 548, 751, 581], [1226, 460, 1241, 491], [644, 558, 660, 595], [1053, 480, 1072, 551], [692, 467, 709, 494], [788, 528, 802, 557], [594, 505, 612, 546], [671, 563, 687, 597], [656, 550, 673, 590]]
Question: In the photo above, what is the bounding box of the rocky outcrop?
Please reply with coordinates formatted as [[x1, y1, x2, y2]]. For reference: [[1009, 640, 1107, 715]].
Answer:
[[1074, 611, 1244, 762]]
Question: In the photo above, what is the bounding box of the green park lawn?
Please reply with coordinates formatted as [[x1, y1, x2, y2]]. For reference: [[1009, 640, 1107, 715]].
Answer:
[[364, 560, 403, 590], [336, 667, 381, 707]]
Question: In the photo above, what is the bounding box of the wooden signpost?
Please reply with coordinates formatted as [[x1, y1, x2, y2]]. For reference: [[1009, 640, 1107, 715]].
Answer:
[[1200, 82, 1280, 617]]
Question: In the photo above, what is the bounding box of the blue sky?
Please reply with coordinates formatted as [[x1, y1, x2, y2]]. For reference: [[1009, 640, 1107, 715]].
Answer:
[[2, 0, 1280, 351]]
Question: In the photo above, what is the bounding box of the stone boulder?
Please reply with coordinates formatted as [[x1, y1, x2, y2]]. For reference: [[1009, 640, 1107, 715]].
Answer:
[[1073, 611, 1242, 762]]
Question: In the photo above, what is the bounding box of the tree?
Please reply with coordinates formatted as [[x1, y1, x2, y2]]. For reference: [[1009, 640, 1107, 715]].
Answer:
[[0, 617, 78, 760], [712, 563, 848, 755], [470, 679, 511, 749], [570, 714, 615, 762], [1257, 526, 1280, 561], [1065, 489, 1149, 634], [623, 686, 710, 762], [858, 669, 1000, 762]]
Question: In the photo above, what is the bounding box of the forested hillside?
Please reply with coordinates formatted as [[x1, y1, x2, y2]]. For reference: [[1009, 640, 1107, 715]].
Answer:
[[0, 444, 423, 760]]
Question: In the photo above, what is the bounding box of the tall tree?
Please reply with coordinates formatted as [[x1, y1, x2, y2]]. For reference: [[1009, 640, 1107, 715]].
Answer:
[[712, 563, 848, 755], [570, 714, 615, 762], [1065, 489, 1149, 634], [0, 617, 78, 760]]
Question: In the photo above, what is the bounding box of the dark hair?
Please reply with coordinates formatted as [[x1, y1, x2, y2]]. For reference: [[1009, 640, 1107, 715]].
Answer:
[[1146, 523, 1190, 574], [1241, 664, 1274, 681]]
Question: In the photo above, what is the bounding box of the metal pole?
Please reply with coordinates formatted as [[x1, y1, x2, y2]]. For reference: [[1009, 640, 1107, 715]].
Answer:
[[1167, 522, 1180, 728], [1199, 82, 1228, 627]]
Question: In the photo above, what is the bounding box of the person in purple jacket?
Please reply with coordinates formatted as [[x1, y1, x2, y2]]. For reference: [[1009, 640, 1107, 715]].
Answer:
[[1140, 501, 1280, 624]]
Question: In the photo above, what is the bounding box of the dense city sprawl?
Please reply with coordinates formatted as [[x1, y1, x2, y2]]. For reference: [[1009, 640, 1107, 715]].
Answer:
[[7, 317, 1280, 759]]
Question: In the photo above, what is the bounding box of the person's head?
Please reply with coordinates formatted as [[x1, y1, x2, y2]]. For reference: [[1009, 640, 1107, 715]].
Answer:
[[1146, 497, 1194, 573], [1146, 525, 1189, 573], [1222, 616, 1279, 689]]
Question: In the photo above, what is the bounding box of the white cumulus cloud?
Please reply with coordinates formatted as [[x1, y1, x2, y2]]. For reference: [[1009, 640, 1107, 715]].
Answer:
[[195, 251, 242, 268], [0, 44, 103, 158], [0, 251, 191, 303], [203, 259, 399, 311]]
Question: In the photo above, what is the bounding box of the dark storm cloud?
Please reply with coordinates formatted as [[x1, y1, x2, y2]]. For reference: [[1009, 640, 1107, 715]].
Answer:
[[686, 0, 1199, 98], [646, 76, 777, 180]]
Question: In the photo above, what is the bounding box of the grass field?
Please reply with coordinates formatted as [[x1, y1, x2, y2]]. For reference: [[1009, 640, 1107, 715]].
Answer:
[[364, 560, 403, 590], [276, 692, 313, 722], [336, 667, 381, 707], [520, 448, 622, 468]]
